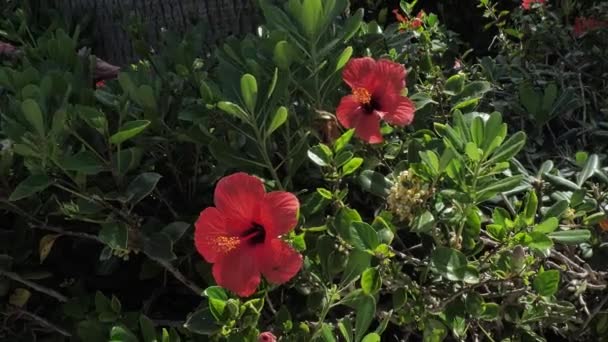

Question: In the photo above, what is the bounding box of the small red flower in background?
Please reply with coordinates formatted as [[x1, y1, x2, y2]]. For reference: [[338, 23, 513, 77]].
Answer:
[[95, 80, 106, 88], [194, 173, 302, 297], [393, 9, 425, 30], [258, 332, 277, 342], [573, 17, 608, 37], [521, 0, 546, 10], [336, 57, 415, 144]]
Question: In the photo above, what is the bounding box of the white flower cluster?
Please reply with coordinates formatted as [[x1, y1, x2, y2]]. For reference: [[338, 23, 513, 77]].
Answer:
[[387, 170, 432, 222]]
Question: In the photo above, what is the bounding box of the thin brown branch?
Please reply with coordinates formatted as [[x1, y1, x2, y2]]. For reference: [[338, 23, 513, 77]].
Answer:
[[11, 307, 71, 337], [152, 258, 203, 296], [0, 271, 67, 302]]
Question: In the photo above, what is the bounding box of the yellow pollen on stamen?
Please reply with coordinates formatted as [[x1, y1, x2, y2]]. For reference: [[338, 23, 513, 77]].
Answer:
[[353, 87, 372, 105], [214, 236, 240, 252]]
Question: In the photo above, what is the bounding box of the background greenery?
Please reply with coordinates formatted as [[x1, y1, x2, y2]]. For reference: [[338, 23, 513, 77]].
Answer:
[[1, 0, 608, 341]]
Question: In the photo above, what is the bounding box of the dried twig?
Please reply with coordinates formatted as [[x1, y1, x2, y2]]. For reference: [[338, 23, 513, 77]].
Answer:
[[152, 258, 203, 296]]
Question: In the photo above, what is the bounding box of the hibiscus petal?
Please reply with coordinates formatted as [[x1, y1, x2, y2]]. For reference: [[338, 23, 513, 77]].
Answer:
[[212, 245, 261, 297], [376, 59, 406, 90], [258, 239, 303, 285], [354, 112, 383, 144], [336, 95, 365, 129], [194, 207, 241, 263], [214, 173, 265, 232], [342, 57, 377, 89], [384, 96, 415, 126], [259, 192, 299, 238]]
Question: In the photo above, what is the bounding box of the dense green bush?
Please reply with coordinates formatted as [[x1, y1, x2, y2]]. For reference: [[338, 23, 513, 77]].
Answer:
[[1, 0, 608, 341]]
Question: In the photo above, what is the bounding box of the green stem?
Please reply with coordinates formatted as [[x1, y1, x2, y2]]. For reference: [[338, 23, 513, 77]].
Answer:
[[253, 126, 284, 190]]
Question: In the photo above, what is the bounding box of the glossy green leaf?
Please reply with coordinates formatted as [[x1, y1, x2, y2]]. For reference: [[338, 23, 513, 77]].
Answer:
[[240, 74, 258, 112], [217, 101, 249, 121], [336, 46, 353, 71], [125, 172, 162, 205], [430, 247, 468, 281], [109, 120, 151, 145], [361, 268, 381, 294], [267, 106, 288, 136], [548, 229, 591, 244], [358, 170, 393, 197], [577, 154, 598, 186]]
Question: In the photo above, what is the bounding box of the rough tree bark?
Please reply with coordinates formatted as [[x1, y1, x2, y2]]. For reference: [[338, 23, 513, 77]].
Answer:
[[52, 0, 259, 65]]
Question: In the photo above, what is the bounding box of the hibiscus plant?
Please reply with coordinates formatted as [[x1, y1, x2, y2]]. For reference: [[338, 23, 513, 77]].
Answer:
[[1, 0, 608, 342]]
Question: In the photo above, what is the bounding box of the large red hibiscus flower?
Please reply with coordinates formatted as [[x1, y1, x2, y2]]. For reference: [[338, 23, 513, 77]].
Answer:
[[336, 57, 415, 144], [194, 173, 302, 297]]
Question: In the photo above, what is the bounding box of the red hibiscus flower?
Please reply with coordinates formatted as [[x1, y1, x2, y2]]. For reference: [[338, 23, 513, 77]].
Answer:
[[95, 80, 106, 88], [194, 173, 302, 297], [258, 332, 277, 342], [573, 17, 608, 37], [521, 0, 546, 10], [336, 57, 415, 144]]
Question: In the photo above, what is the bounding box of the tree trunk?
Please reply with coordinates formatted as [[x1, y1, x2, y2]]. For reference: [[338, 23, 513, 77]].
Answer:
[[54, 0, 259, 65]]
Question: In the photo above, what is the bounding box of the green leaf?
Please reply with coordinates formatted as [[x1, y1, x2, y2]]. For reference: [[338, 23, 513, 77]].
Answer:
[[161, 222, 190, 243], [184, 307, 221, 335], [217, 101, 249, 121], [267, 106, 288, 136], [240, 74, 258, 112], [358, 170, 393, 197], [349, 222, 380, 251], [110, 325, 138, 342], [444, 74, 465, 95], [533, 270, 560, 297], [321, 323, 337, 342], [577, 154, 598, 186], [139, 315, 157, 342], [487, 131, 526, 164], [342, 157, 363, 176], [482, 112, 504, 151], [543, 173, 580, 191], [548, 229, 591, 244], [335, 151, 354, 167], [336, 46, 353, 71], [125, 172, 162, 205], [299, 0, 322, 38], [361, 268, 381, 294], [341, 250, 371, 285], [361, 333, 381, 342], [342, 8, 364, 41], [204, 287, 228, 321], [522, 231, 553, 252], [430, 247, 468, 281], [76, 105, 108, 134], [136, 85, 157, 110], [143, 233, 177, 262], [317, 188, 333, 199], [479, 303, 500, 321], [98, 223, 128, 249], [61, 151, 104, 175], [419, 150, 440, 175], [465, 142, 481, 161], [519, 82, 540, 116], [533, 218, 558, 234], [465, 293, 484, 316], [523, 191, 538, 225], [9, 175, 51, 201], [543, 200, 569, 219], [458, 81, 492, 99], [273, 41, 295, 70], [21, 99, 45, 136], [423, 319, 448, 342], [334, 129, 355, 153], [308, 144, 333, 166], [355, 294, 376, 342], [109, 120, 151, 145], [477, 175, 524, 201]]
